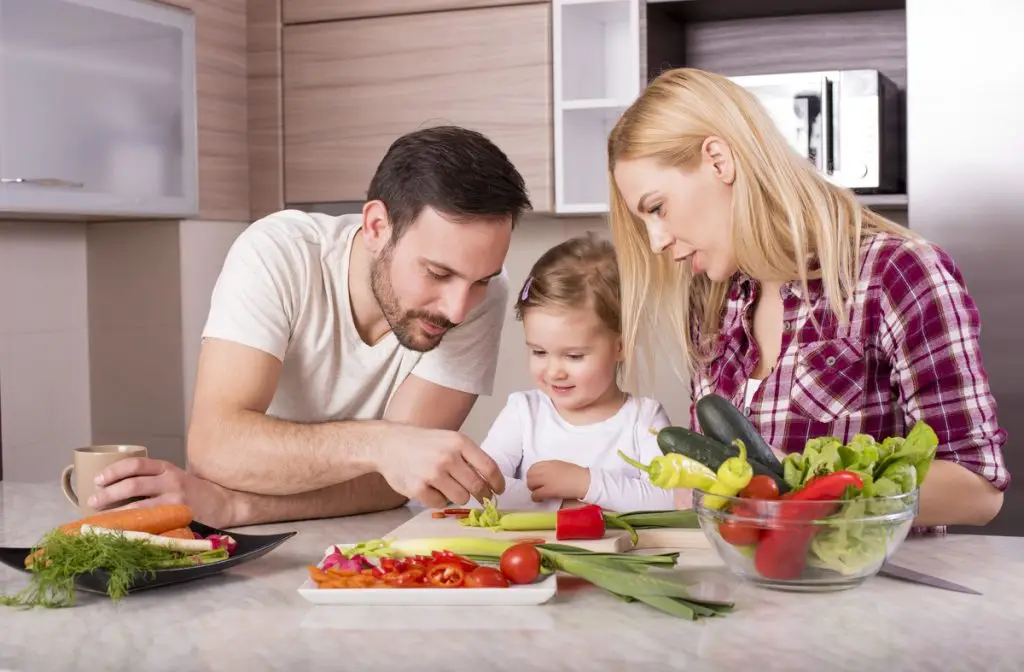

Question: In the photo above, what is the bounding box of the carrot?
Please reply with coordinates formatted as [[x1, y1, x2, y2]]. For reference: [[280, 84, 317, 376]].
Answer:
[[58, 504, 193, 536], [159, 527, 197, 540]]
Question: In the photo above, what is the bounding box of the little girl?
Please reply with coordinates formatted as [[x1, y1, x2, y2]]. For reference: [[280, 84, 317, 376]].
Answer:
[[473, 233, 678, 513]]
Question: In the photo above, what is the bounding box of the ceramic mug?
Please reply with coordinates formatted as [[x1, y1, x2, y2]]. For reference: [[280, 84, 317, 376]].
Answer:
[[60, 444, 148, 515]]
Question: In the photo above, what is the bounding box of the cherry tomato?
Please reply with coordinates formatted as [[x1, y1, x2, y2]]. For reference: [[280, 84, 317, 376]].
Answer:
[[739, 475, 780, 500], [499, 543, 542, 585], [463, 566, 510, 588], [718, 519, 761, 546], [426, 562, 465, 588]]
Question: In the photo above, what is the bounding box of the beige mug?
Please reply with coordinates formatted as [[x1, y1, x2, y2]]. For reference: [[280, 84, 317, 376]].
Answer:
[[60, 444, 148, 516]]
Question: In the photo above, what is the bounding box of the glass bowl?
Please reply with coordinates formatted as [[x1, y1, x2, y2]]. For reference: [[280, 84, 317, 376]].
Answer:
[[692, 487, 919, 592]]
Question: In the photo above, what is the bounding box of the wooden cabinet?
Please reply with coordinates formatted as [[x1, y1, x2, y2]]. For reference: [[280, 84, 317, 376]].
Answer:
[[283, 0, 546, 25], [0, 0, 198, 219], [282, 3, 553, 211]]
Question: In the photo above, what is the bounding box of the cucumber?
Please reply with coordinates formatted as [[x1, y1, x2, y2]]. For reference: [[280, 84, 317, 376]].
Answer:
[[696, 394, 786, 477], [656, 426, 790, 492]]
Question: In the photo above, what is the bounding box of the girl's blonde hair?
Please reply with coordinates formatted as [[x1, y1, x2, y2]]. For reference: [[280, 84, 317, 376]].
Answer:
[[515, 232, 621, 336], [607, 67, 914, 389]]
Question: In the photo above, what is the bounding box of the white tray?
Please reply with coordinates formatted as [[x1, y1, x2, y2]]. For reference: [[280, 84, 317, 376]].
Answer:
[[296, 545, 558, 607]]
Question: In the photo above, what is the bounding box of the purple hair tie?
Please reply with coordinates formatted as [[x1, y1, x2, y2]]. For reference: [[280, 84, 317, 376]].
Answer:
[[521, 276, 534, 301]]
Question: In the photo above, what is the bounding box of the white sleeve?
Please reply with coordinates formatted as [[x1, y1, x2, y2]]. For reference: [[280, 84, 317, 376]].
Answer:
[[583, 399, 676, 512], [468, 393, 558, 511], [201, 219, 302, 361], [411, 270, 509, 396]]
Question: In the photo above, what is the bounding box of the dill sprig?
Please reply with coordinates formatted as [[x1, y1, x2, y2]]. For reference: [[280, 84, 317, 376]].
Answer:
[[1, 530, 228, 609]]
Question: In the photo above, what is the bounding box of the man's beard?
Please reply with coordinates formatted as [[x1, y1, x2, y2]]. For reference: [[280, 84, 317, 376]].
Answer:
[[369, 244, 455, 353]]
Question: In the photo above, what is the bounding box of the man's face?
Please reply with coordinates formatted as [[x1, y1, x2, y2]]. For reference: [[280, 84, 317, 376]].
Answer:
[[370, 206, 512, 352]]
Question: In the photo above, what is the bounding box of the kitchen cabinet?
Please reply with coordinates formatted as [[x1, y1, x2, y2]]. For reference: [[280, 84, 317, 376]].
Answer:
[[283, 3, 553, 211], [0, 0, 198, 219], [283, 0, 547, 25]]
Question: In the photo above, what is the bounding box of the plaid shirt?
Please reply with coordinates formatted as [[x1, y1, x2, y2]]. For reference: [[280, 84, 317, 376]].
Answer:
[[689, 233, 1009, 535]]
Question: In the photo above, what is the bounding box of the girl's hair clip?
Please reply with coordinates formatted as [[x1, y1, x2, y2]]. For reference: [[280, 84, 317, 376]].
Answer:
[[520, 276, 534, 301]]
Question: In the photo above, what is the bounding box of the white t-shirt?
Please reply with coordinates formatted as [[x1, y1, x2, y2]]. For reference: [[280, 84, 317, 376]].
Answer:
[[472, 390, 677, 513], [201, 209, 509, 423]]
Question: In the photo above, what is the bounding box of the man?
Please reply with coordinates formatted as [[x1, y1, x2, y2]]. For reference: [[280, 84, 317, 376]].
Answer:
[[87, 126, 531, 527]]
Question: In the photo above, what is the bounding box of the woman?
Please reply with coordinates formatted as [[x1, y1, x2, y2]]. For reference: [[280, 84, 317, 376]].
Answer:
[[606, 67, 1007, 530]]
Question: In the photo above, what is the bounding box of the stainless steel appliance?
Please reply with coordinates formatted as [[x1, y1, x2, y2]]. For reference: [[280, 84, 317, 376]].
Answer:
[[728, 69, 902, 193]]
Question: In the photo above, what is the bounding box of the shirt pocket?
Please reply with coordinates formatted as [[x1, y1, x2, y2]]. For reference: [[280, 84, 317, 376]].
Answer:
[[789, 337, 868, 423]]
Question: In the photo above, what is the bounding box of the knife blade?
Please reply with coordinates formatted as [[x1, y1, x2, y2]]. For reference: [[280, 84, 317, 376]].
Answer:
[[878, 562, 982, 595]]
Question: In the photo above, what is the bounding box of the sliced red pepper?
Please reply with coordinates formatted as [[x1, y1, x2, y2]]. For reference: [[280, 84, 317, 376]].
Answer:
[[430, 550, 478, 572], [754, 471, 864, 580], [426, 562, 466, 587], [443, 508, 471, 515], [556, 503, 606, 541]]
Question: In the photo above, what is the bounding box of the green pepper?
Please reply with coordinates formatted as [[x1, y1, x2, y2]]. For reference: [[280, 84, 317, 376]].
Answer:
[[618, 450, 718, 490], [703, 439, 754, 510]]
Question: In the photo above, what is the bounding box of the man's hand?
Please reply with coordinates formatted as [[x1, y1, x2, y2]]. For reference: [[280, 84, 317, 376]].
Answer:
[[90, 458, 235, 528], [526, 461, 590, 502], [374, 426, 505, 509]]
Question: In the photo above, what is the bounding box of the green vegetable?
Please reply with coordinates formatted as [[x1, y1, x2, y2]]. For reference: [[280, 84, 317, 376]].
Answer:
[[653, 426, 790, 492], [695, 394, 785, 477], [618, 450, 718, 491], [785, 421, 940, 576], [703, 439, 755, 510], [1, 529, 229, 609]]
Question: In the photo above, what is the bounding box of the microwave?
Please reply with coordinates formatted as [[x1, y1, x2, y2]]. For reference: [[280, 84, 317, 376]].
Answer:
[[728, 69, 902, 193]]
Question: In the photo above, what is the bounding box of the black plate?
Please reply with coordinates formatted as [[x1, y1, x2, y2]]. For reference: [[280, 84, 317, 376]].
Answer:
[[0, 521, 296, 596]]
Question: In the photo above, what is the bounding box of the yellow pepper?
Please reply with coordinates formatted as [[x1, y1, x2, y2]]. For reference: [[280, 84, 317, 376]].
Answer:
[[703, 439, 755, 510], [618, 451, 718, 490]]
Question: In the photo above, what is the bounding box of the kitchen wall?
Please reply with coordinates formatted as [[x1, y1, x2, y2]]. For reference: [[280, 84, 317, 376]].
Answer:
[[0, 222, 92, 482]]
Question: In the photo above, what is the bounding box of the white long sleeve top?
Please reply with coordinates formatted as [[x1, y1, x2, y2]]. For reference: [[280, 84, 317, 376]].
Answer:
[[472, 390, 677, 513]]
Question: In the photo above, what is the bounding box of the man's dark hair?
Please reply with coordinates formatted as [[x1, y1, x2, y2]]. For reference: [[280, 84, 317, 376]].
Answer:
[[366, 125, 532, 242]]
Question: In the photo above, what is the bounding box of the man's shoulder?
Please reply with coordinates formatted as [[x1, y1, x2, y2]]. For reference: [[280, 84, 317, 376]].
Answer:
[[236, 209, 361, 257]]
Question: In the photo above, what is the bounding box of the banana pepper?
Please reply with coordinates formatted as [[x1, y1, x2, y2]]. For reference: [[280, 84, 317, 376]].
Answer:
[[617, 450, 718, 490], [703, 439, 755, 510]]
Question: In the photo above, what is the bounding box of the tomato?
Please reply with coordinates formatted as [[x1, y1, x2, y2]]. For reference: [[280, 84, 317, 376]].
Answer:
[[719, 519, 761, 546], [426, 562, 465, 587], [739, 475, 780, 500], [499, 543, 542, 585], [463, 566, 510, 588]]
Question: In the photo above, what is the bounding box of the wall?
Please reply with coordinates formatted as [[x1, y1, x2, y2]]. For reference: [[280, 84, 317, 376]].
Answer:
[[0, 222, 92, 481]]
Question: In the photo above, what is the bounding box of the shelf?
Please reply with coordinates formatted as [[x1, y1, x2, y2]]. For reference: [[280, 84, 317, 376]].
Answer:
[[556, 105, 627, 212], [646, 0, 905, 23], [554, 0, 639, 103], [560, 97, 633, 110], [858, 193, 908, 209]]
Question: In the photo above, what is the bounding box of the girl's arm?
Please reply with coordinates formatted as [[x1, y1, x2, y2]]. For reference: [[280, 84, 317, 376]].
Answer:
[[468, 394, 557, 511], [583, 400, 677, 512]]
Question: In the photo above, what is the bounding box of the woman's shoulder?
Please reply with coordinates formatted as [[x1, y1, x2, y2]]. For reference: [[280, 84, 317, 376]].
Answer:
[[858, 231, 965, 287]]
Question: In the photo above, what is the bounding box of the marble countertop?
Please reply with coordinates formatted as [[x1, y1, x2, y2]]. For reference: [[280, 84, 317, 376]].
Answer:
[[0, 481, 1021, 672]]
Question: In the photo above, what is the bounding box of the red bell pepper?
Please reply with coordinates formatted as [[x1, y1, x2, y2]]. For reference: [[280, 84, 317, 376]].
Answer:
[[753, 471, 864, 580], [556, 504, 606, 540]]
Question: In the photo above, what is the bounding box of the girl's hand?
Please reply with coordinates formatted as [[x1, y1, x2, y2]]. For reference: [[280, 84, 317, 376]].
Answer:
[[526, 460, 590, 502]]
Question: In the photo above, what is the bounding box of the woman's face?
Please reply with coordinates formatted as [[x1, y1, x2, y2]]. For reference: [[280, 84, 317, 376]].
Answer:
[[612, 139, 738, 282]]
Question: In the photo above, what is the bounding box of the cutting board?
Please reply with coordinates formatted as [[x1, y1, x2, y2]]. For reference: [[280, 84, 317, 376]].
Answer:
[[382, 508, 634, 552]]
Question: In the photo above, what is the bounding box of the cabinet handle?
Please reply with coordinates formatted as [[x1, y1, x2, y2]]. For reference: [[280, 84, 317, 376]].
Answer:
[[0, 177, 84, 188]]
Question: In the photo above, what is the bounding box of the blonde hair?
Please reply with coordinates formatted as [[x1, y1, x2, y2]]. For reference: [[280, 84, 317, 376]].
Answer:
[[515, 233, 621, 336], [607, 67, 915, 389]]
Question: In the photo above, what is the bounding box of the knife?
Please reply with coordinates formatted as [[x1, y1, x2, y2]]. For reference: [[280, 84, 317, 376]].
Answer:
[[878, 562, 982, 595]]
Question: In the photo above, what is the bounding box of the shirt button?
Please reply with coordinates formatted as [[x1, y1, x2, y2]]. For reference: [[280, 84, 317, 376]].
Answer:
[[744, 406, 753, 416], [783, 321, 793, 332], [825, 356, 837, 366]]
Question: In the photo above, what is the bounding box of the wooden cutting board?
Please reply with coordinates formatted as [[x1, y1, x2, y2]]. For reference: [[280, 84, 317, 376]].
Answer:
[[382, 508, 634, 553]]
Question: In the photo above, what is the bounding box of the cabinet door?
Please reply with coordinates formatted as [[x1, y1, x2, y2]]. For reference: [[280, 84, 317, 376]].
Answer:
[[283, 0, 545, 25], [0, 0, 198, 219], [283, 4, 553, 211]]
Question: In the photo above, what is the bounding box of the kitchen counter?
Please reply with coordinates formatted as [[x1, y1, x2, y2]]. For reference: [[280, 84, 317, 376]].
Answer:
[[0, 481, 1020, 672]]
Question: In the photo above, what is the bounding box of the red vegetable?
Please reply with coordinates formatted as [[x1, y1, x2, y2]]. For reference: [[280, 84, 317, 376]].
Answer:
[[464, 566, 510, 588], [754, 471, 864, 580], [739, 475, 780, 500], [426, 562, 466, 587], [500, 543, 542, 584], [556, 504, 606, 540]]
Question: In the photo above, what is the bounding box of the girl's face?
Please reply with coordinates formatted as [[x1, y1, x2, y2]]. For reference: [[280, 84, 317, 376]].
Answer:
[[612, 139, 738, 282], [523, 305, 623, 413]]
